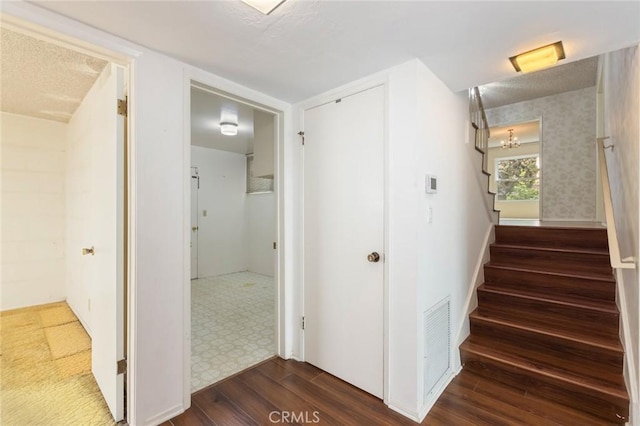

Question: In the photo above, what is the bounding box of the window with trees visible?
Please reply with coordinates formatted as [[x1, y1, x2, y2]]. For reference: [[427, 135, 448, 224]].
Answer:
[[495, 155, 540, 201]]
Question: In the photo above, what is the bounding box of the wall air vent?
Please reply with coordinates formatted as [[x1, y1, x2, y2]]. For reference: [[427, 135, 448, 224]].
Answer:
[[423, 297, 451, 403]]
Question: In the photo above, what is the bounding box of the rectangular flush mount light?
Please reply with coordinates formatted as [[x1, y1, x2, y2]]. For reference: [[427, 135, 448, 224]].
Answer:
[[241, 0, 287, 14], [509, 41, 566, 73]]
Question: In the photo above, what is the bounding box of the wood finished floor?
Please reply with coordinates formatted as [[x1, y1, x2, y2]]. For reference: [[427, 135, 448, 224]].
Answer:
[[165, 357, 615, 425]]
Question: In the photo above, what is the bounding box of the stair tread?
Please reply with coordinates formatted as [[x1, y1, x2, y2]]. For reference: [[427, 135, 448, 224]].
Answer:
[[496, 225, 607, 232], [461, 339, 629, 400], [485, 262, 615, 283], [465, 334, 626, 387], [491, 243, 609, 256], [470, 310, 623, 352], [479, 283, 618, 313]]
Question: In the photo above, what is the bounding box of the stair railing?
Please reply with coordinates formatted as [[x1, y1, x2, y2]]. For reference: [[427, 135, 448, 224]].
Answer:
[[469, 87, 490, 171], [597, 137, 636, 270]]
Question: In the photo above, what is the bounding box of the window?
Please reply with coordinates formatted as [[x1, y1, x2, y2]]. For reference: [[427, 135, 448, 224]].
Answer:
[[495, 155, 539, 201], [246, 155, 274, 194]]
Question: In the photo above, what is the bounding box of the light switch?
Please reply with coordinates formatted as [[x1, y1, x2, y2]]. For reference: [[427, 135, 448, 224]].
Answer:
[[203, 210, 207, 217]]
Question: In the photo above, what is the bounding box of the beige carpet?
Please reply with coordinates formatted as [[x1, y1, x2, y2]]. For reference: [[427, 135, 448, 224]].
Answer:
[[1, 302, 115, 426]]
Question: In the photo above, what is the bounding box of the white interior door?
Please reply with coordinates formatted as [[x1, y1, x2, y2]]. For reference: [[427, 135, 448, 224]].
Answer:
[[90, 63, 125, 421], [191, 172, 199, 279], [303, 86, 385, 398]]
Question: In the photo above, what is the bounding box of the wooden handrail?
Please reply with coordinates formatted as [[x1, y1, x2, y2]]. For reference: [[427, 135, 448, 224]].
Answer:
[[597, 137, 636, 269]]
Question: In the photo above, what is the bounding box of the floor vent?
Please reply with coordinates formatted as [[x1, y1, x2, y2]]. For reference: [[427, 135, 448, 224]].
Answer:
[[423, 297, 451, 403]]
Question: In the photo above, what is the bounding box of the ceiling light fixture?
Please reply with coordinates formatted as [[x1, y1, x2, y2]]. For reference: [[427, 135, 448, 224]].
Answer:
[[509, 41, 566, 73], [240, 0, 287, 15], [501, 129, 520, 150], [220, 122, 238, 136]]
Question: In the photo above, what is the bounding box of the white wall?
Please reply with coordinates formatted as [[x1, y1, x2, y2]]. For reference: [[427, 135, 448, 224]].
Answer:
[[1, 113, 67, 311], [413, 60, 494, 415], [3, 4, 295, 425], [247, 193, 276, 276], [191, 146, 247, 277], [295, 59, 494, 420], [602, 44, 639, 422], [485, 87, 597, 221]]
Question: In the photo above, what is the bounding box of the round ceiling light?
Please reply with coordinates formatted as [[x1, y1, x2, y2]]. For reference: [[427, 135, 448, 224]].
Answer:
[[220, 122, 238, 136]]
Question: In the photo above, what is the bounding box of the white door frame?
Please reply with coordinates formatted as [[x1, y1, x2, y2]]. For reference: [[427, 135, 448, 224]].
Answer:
[[490, 117, 543, 219], [182, 70, 289, 407], [0, 11, 137, 423], [296, 76, 391, 404]]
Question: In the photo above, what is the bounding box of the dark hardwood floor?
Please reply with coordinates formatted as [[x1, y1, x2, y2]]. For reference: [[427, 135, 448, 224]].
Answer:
[[165, 357, 615, 425]]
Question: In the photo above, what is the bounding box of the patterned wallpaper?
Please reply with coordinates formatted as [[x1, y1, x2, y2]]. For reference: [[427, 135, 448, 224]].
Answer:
[[485, 87, 597, 220]]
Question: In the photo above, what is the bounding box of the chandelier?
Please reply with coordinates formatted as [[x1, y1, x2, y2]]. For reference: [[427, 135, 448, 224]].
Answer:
[[501, 128, 520, 149]]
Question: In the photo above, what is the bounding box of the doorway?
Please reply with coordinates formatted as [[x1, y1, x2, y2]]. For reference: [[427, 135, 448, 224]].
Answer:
[[0, 24, 129, 423], [302, 85, 385, 398], [487, 119, 542, 220], [188, 84, 279, 391]]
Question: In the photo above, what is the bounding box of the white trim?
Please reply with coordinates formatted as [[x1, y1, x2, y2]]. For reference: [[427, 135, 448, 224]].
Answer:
[[182, 69, 290, 407], [488, 116, 543, 219], [454, 223, 494, 348], [615, 269, 639, 426], [296, 72, 390, 402], [0, 8, 138, 424], [417, 367, 461, 422], [142, 403, 184, 426]]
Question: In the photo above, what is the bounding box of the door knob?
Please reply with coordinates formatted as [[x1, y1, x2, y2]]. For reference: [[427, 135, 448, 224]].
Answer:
[[367, 252, 380, 263], [82, 246, 95, 256], [192, 226, 199, 232]]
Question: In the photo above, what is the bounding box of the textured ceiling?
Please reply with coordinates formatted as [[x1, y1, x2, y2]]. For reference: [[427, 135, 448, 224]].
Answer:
[[1, 28, 108, 123], [191, 87, 263, 155], [480, 56, 599, 109], [29, 1, 640, 102]]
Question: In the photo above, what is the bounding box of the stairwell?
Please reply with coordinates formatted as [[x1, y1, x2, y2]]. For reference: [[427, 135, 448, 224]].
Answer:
[[460, 225, 629, 424]]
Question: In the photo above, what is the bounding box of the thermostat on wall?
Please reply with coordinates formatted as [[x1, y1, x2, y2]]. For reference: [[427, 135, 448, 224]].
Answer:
[[425, 175, 438, 194]]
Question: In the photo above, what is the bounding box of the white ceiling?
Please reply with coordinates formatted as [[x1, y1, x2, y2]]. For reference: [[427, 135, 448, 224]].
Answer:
[[0, 27, 107, 122], [480, 56, 599, 109], [31, 1, 640, 103], [192, 86, 274, 155]]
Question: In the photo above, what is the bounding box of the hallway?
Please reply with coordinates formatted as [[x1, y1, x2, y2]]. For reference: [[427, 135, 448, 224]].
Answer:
[[167, 357, 613, 425]]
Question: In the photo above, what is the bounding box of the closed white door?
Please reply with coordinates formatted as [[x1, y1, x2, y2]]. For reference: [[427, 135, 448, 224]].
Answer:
[[90, 63, 125, 421], [303, 86, 385, 398], [191, 173, 199, 279]]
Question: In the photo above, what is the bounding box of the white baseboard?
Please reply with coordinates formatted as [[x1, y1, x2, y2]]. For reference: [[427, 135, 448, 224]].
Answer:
[[615, 269, 639, 425], [454, 223, 494, 347], [387, 402, 421, 423], [143, 403, 184, 426], [417, 366, 461, 422]]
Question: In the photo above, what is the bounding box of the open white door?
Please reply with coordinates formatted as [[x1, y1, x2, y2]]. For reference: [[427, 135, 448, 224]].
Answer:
[[90, 63, 125, 421], [303, 86, 385, 398], [191, 170, 199, 279]]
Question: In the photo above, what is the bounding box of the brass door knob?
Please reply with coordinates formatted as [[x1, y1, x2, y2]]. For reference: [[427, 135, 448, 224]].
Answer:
[[82, 246, 95, 256], [192, 226, 199, 232], [367, 252, 380, 263]]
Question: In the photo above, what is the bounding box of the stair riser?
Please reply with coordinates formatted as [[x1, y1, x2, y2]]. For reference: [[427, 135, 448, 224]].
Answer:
[[490, 245, 612, 277], [477, 290, 619, 339], [460, 349, 629, 424], [495, 226, 609, 251], [470, 318, 624, 383], [484, 265, 616, 302]]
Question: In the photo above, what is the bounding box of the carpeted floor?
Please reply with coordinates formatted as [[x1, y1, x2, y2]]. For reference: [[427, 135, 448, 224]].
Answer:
[[1, 301, 115, 425]]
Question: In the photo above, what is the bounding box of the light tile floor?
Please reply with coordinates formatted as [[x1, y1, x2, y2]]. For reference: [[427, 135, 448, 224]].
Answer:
[[191, 271, 275, 392]]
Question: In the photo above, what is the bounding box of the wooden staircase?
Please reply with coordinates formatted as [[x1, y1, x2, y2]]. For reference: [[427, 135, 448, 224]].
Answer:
[[461, 225, 629, 424]]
